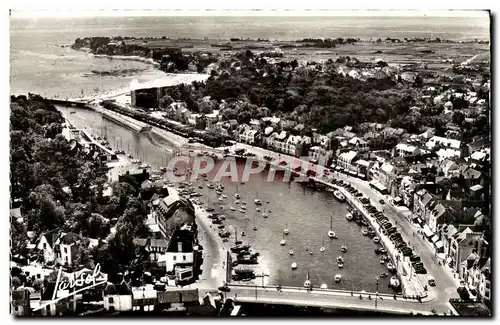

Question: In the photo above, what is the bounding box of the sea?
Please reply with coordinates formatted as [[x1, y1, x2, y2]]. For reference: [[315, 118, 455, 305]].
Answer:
[[10, 14, 490, 291]]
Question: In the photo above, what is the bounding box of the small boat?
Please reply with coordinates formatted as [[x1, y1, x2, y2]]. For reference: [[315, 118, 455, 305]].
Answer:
[[333, 190, 346, 202], [340, 245, 347, 253], [234, 193, 240, 199], [291, 262, 297, 270], [304, 270, 311, 288], [345, 213, 354, 221], [390, 276, 401, 289], [337, 261, 344, 268], [280, 233, 286, 246], [262, 213, 268, 218], [222, 194, 227, 198], [218, 197, 223, 201], [380, 259, 386, 264], [283, 223, 289, 235], [230, 207, 236, 211], [309, 250, 313, 255], [256, 208, 261, 212], [239, 208, 246, 213], [198, 184, 203, 189], [207, 184, 215, 189], [241, 231, 246, 237], [236, 200, 240, 204], [334, 274, 342, 283], [252, 215, 257, 231], [380, 272, 388, 278], [242, 201, 247, 205], [253, 226, 257, 231], [337, 256, 344, 263], [320, 284, 328, 289], [289, 250, 294, 255], [362, 229, 369, 236], [206, 206, 215, 212], [373, 237, 380, 243], [70, 111, 76, 114], [254, 199, 262, 205], [387, 263, 396, 273], [240, 205, 247, 210]]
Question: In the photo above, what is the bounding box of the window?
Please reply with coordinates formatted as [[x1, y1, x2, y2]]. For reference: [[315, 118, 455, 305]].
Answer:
[[43, 243, 47, 249], [486, 282, 490, 289], [173, 256, 176, 261], [183, 255, 186, 261], [37, 274, 41, 279], [64, 247, 68, 254], [108, 297, 114, 304]]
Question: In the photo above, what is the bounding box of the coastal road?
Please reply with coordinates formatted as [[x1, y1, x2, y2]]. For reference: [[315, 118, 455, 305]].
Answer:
[[332, 172, 460, 313], [229, 285, 439, 315]]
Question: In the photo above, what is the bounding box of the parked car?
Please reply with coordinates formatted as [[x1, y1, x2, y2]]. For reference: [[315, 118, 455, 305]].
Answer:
[[154, 282, 166, 291], [218, 285, 231, 292]]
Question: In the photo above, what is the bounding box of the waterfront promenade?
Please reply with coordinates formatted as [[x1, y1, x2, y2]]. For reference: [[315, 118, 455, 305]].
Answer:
[[193, 204, 229, 288]]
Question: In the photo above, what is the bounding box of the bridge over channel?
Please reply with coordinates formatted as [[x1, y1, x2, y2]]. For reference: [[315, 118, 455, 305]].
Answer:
[[226, 284, 436, 315]]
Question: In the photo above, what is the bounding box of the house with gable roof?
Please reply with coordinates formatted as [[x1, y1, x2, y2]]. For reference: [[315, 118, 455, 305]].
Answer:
[[448, 227, 486, 274], [36, 230, 61, 264]]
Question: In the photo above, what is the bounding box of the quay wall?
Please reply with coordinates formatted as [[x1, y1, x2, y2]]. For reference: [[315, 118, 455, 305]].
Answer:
[[86, 104, 150, 133]]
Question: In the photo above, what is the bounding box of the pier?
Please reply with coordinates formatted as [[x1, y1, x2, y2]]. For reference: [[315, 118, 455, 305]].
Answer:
[[47, 98, 89, 108]]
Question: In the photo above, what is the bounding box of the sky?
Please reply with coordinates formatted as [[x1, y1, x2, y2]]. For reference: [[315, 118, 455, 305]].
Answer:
[[10, 9, 490, 19]]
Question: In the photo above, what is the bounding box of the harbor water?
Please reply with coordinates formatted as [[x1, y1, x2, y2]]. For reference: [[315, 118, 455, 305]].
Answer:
[[58, 105, 393, 293]]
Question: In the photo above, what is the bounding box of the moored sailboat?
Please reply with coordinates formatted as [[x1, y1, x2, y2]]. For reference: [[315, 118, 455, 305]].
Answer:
[[280, 233, 286, 246], [328, 215, 337, 239], [304, 270, 311, 288]]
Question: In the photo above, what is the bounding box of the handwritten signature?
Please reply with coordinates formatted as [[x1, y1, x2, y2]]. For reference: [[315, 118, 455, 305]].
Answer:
[[33, 264, 107, 311]]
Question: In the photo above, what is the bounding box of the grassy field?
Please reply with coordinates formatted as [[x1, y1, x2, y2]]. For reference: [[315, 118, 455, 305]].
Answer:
[[126, 38, 489, 77]]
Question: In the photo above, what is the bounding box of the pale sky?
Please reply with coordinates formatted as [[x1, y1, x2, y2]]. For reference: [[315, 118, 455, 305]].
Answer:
[[10, 9, 490, 19]]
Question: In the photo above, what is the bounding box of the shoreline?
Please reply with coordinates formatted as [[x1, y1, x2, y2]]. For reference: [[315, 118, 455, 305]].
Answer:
[[88, 53, 160, 67]]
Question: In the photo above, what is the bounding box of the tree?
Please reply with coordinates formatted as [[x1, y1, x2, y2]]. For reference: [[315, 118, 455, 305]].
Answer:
[[112, 182, 137, 212], [452, 111, 465, 126], [159, 95, 174, 109], [11, 277, 22, 289]]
